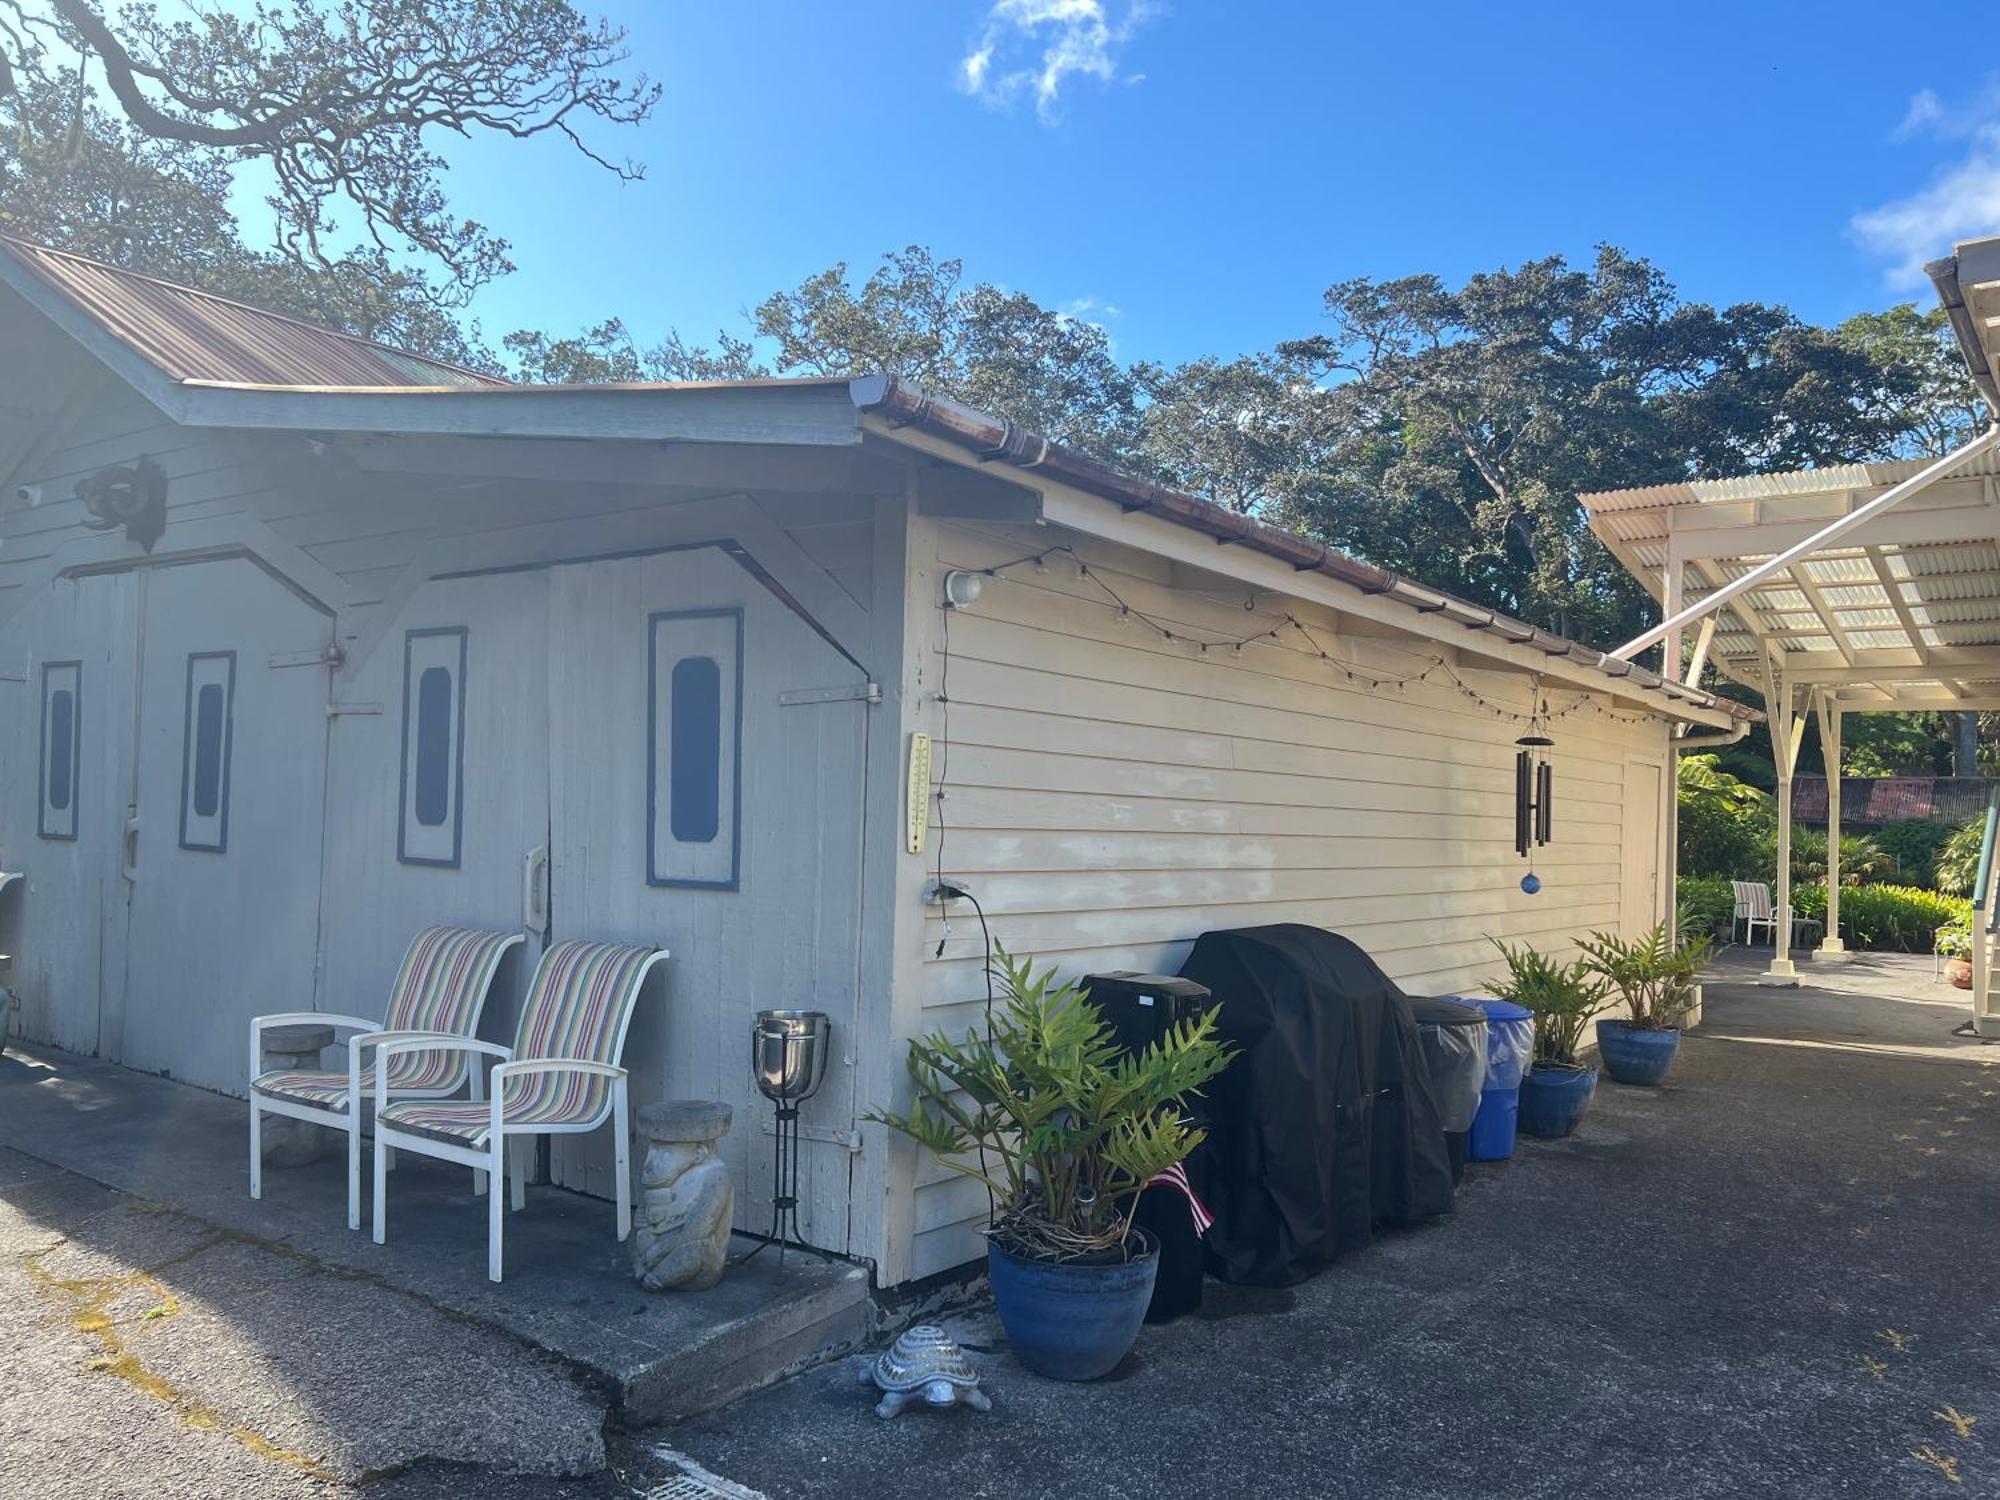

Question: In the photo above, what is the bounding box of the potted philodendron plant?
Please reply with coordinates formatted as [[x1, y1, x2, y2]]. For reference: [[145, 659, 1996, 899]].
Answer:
[[1577, 920, 1715, 1087], [1487, 938, 1604, 1139], [869, 945, 1230, 1381]]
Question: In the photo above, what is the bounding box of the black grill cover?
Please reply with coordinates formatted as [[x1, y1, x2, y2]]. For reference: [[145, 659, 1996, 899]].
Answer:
[[1179, 924, 1455, 1286]]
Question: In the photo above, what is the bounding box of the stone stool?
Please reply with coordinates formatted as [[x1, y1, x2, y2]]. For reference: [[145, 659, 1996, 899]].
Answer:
[[258, 1022, 340, 1168], [632, 1100, 733, 1291]]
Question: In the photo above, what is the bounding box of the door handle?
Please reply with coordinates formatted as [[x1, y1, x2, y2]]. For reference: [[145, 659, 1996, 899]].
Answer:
[[121, 815, 140, 882], [523, 845, 549, 936]]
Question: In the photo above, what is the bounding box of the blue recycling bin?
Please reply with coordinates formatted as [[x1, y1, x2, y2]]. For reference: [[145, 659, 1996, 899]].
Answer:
[[1462, 997, 1534, 1161]]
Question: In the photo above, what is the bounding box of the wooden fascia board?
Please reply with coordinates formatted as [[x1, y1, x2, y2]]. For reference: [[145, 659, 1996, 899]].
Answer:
[[1007, 470, 1736, 729], [173, 380, 867, 446]]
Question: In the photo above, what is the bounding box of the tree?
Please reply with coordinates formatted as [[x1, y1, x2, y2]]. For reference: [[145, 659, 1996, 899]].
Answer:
[[0, 71, 490, 363], [1273, 247, 1928, 645], [1835, 304, 1986, 460], [0, 0, 658, 308], [511, 247, 1143, 457]]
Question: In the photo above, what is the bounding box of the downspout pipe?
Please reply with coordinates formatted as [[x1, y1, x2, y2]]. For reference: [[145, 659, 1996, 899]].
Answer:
[[1676, 720, 1752, 750]]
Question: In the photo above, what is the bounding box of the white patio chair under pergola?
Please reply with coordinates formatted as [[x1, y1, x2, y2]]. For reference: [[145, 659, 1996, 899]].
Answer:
[[1581, 232, 2000, 1029]]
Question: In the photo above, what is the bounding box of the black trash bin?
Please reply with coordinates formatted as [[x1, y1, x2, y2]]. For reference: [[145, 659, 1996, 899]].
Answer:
[[1406, 996, 1488, 1185], [1081, 970, 1216, 1324]]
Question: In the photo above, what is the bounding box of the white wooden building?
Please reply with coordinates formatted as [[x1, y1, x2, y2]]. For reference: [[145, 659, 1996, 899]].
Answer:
[[0, 237, 1752, 1286]]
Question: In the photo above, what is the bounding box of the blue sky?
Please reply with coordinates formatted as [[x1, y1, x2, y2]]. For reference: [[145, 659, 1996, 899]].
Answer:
[[432, 2, 2000, 369]]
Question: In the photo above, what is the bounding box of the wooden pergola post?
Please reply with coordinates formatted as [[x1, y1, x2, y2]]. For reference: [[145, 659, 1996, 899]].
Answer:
[[1760, 650, 1805, 985], [1815, 697, 1848, 959]]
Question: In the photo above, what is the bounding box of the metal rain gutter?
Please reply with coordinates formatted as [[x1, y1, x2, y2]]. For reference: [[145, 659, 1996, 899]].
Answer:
[[852, 374, 1754, 724]]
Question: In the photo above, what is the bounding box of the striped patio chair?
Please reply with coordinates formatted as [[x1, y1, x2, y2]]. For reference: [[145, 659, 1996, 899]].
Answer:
[[249, 925, 524, 1230], [371, 938, 668, 1282]]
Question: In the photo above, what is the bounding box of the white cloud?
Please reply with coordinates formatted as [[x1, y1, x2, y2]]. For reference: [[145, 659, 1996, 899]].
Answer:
[[1893, 88, 1945, 141], [1854, 82, 2000, 288], [956, 1, 1156, 124]]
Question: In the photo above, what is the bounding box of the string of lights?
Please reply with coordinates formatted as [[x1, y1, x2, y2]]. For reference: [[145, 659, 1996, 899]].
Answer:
[[970, 543, 1657, 728]]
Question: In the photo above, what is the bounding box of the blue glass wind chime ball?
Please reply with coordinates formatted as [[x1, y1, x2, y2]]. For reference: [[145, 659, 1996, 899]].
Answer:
[[1519, 872, 1542, 896]]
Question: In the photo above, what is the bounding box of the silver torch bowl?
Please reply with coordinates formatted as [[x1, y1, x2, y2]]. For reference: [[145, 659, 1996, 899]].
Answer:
[[752, 1009, 831, 1104]]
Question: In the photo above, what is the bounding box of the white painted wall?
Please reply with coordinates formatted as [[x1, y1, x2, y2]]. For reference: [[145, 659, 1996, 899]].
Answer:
[[881, 515, 1674, 1279]]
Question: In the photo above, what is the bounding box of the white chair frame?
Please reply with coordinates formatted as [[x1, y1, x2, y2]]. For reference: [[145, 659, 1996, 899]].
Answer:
[[247, 932, 524, 1230], [1732, 881, 1778, 946], [370, 948, 668, 1282]]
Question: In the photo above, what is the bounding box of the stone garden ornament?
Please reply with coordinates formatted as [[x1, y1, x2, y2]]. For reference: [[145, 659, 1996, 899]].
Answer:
[[632, 1099, 734, 1291], [859, 1326, 992, 1419]]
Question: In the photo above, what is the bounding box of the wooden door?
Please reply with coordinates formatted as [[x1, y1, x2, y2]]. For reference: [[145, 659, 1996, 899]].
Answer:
[[1, 572, 137, 1059], [1622, 759, 1665, 939], [316, 570, 550, 1052], [118, 560, 331, 1091], [546, 546, 868, 1254]]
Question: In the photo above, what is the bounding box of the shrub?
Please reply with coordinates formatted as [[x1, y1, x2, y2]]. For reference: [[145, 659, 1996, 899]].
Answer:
[[1780, 828, 1891, 887], [1578, 922, 1714, 1031], [1870, 819, 1951, 889], [1677, 875, 1736, 941], [1936, 818, 1988, 898], [1789, 883, 1970, 953], [867, 944, 1230, 1261], [1677, 755, 1772, 879], [1483, 937, 1605, 1067]]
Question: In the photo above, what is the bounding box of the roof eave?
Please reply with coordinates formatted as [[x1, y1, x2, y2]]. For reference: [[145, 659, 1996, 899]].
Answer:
[[852, 375, 1754, 727]]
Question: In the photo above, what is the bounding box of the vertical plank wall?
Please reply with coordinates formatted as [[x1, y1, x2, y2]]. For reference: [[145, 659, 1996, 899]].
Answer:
[[896, 516, 1674, 1277]]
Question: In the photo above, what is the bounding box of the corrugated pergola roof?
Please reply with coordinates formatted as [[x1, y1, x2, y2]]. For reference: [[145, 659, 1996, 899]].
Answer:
[[1581, 443, 2000, 710]]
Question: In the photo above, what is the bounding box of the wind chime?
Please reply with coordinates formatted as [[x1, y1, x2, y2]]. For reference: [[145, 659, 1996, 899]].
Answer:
[[1515, 699, 1555, 895]]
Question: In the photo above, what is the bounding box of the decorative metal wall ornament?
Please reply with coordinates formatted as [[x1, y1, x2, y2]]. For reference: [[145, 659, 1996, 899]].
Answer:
[[859, 1326, 992, 1419], [742, 1009, 835, 1264], [75, 457, 168, 551], [1514, 698, 1555, 894]]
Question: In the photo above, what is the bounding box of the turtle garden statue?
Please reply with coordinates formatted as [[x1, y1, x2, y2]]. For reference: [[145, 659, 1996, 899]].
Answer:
[[859, 1326, 992, 1419]]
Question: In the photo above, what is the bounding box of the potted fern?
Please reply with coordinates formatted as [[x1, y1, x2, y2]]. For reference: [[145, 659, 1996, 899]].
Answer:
[[1577, 920, 1714, 1086], [869, 945, 1230, 1381], [1486, 938, 1604, 1139]]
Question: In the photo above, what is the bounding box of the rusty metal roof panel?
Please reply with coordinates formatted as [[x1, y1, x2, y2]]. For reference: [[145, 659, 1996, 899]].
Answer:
[[0, 236, 504, 390]]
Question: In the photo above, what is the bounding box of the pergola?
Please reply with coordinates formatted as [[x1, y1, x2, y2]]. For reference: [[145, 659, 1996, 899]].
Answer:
[[1580, 233, 2000, 1019]]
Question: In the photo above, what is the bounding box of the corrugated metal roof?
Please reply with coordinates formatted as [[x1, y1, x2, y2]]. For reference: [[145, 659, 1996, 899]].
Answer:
[[0, 236, 504, 389]]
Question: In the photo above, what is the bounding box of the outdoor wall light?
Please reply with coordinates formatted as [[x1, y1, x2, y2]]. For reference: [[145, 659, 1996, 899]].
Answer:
[[942, 569, 985, 611]]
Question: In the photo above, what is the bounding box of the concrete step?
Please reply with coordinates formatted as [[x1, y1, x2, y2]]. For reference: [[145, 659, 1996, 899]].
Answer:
[[0, 1043, 871, 1427]]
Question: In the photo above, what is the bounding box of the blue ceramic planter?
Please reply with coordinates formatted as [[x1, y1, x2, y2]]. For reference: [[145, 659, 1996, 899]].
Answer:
[[1517, 1064, 1596, 1138], [1596, 1020, 1681, 1086], [987, 1230, 1159, 1381]]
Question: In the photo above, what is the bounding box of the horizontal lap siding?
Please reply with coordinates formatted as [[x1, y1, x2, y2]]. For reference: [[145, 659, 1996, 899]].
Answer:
[[904, 520, 1671, 1276]]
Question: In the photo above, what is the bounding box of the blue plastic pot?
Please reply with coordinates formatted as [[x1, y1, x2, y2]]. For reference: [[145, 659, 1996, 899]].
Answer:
[[1596, 1020, 1681, 1086], [987, 1230, 1159, 1381], [1518, 1064, 1597, 1138]]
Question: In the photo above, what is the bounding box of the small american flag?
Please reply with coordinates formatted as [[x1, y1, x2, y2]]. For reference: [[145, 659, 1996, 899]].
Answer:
[[1145, 1161, 1214, 1235]]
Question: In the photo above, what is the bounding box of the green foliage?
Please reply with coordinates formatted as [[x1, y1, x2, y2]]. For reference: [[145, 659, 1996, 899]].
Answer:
[[1870, 819, 1953, 889], [1677, 754, 1773, 879], [1483, 938, 1606, 1068], [1935, 819, 1989, 898], [1935, 919, 1972, 961], [0, 1, 657, 307], [1841, 712, 1958, 777], [1789, 883, 1970, 953], [1577, 922, 1714, 1032], [1676, 876, 1737, 941], [1782, 828, 1891, 888], [866, 944, 1231, 1262]]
